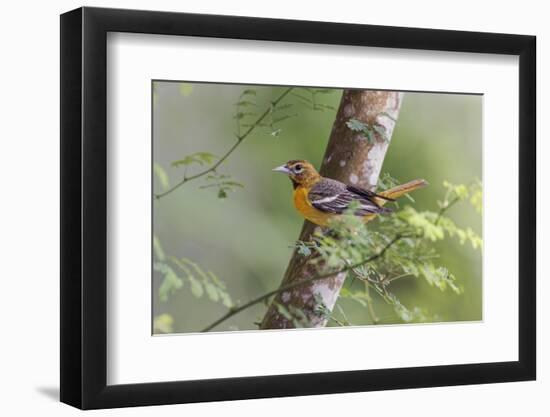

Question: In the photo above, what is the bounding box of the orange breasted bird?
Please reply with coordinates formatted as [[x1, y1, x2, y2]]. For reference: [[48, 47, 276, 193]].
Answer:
[[273, 160, 427, 227]]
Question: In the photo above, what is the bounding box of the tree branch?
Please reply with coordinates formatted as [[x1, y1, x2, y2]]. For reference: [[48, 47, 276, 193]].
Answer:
[[200, 234, 405, 332], [154, 87, 294, 200]]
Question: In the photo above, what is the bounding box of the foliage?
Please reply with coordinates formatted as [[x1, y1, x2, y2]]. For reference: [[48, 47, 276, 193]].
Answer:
[[154, 261, 183, 302], [346, 118, 389, 143], [292, 88, 337, 112], [153, 163, 170, 191], [178, 82, 193, 97], [153, 236, 233, 314], [200, 172, 244, 199], [266, 179, 481, 328], [234, 87, 298, 138], [171, 151, 218, 168], [153, 314, 174, 333], [274, 302, 310, 328], [296, 180, 482, 325], [441, 179, 483, 214], [154, 86, 337, 200]]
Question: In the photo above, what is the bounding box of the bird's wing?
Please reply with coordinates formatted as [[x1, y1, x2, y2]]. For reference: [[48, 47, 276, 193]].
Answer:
[[308, 178, 392, 216]]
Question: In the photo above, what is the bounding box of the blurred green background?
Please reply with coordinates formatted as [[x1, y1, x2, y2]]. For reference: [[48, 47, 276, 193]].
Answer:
[[152, 81, 482, 334]]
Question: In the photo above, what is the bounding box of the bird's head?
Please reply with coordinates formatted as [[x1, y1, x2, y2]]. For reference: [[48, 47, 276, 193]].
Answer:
[[272, 160, 320, 188]]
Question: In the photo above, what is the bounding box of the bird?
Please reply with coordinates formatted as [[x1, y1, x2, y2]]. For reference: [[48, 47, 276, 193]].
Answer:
[[273, 159, 427, 227]]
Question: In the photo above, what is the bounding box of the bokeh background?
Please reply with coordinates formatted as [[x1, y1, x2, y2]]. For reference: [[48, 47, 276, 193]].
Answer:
[[152, 81, 482, 334]]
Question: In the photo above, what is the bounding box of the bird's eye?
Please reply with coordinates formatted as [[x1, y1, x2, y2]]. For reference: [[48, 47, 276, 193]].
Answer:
[[293, 164, 303, 173]]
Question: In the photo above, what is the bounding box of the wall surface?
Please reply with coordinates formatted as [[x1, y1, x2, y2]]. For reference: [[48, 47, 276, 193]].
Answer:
[[0, 0, 545, 415]]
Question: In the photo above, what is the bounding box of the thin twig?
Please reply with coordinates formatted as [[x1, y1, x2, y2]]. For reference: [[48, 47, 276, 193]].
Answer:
[[335, 305, 352, 326], [200, 234, 404, 332], [154, 87, 294, 200], [328, 316, 347, 327], [435, 196, 460, 225], [364, 281, 380, 324], [384, 272, 413, 284]]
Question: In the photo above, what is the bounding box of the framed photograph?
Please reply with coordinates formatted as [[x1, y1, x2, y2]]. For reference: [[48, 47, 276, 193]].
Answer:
[[60, 6, 536, 409]]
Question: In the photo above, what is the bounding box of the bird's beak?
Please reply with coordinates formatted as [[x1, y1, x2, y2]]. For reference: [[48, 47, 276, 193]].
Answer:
[[272, 164, 291, 174]]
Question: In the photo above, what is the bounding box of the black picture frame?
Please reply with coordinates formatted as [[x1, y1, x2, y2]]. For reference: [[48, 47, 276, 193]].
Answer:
[[60, 6, 536, 410]]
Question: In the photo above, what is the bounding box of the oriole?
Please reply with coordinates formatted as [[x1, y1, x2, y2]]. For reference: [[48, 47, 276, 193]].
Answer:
[[273, 160, 427, 227]]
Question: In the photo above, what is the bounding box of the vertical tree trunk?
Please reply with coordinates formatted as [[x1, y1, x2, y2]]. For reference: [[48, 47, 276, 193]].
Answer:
[[260, 90, 404, 329]]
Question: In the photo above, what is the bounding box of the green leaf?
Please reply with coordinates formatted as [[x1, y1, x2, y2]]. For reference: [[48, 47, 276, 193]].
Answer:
[[188, 276, 204, 298], [394, 302, 413, 322], [313, 88, 335, 94], [443, 180, 474, 201], [172, 152, 217, 167], [393, 303, 428, 323], [363, 128, 374, 143], [156, 264, 183, 302], [179, 83, 193, 96], [219, 292, 233, 308], [372, 124, 389, 142], [207, 270, 224, 288], [221, 180, 244, 188], [470, 188, 483, 213], [275, 303, 293, 320], [399, 207, 444, 241], [291, 93, 313, 104], [153, 235, 165, 261], [377, 173, 400, 191], [233, 111, 256, 120], [417, 263, 462, 294], [273, 114, 297, 124], [314, 103, 337, 111], [273, 103, 294, 111], [346, 118, 377, 143], [199, 173, 244, 198], [466, 227, 483, 250], [339, 288, 370, 307], [206, 173, 230, 180], [339, 287, 351, 297], [295, 241, 312, 257], [346, 118, 368, 132], [455, 184, 469, 199], [298, 247, 311, 256], [153, 163, 170, 191], [235, 100, 257, 107], [168, 257, 234, 307], [193, 151, 217, 165], [205, 282, 219, 302], [153, 314, 174, 333], [171, 157, 195, 167]]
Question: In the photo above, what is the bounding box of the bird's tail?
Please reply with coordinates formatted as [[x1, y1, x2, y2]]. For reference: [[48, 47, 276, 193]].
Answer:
[[375, 179, 428, 206]]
